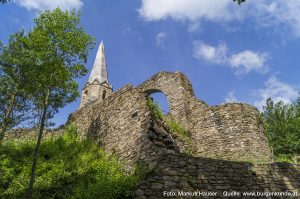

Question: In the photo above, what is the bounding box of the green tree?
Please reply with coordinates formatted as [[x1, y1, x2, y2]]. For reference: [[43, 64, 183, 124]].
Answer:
[[0, 32, 32, 143], [233, 0, 246, 4], [0, 0, 10, 4], [296, 96, 300, 117], [262, 98, 300, 162], [25, 8, 94, 199], [0, 42, 4, 123]]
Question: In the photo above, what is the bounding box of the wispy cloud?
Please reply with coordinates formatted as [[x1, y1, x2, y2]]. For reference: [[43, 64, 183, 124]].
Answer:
[[193, 41, 268, 75], [225, 91, 239, 103], [156, 32, 166, 47], [15, 0, 83, 11], [253, 76, 298, 111]]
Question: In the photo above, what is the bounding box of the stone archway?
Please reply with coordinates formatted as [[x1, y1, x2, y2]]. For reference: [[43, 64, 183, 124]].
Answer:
[[146, 90, 170, 114], [138, 71, 196, 127]]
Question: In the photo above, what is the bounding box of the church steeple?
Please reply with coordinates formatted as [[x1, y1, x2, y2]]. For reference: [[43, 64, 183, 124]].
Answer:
[[79, 41, 113, 108], [88, 41, 109, 84]]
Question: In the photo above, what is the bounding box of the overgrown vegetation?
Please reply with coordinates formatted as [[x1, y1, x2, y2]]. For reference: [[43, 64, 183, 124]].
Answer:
[[147, 96, 189, 138], [147, 97, 196, 154], [262, 97, 300, 164], [0, 126, 140, 198], [146, 96, 164, 120], [164, 119, 189, 139]]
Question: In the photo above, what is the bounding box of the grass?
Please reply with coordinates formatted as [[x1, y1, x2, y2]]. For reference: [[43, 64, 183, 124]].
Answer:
[[164, 119, 189, 139], [0, 126, 141, 199], [275, 154, 300, 164]]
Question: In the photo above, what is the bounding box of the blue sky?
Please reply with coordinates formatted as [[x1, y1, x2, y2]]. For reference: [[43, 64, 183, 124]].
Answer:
[[1, 0, 300, 127]]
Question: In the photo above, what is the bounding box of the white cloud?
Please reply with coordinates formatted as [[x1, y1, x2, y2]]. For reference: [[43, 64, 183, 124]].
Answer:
[[229, 50, 268, 75], [225, 91, 238, 103], [193, 41, 268, 75], [253, 77, 298, 111], [139, 0, 236, 22], [139, 0, 300, 37], [193, 41, 227, 64], [15, 0, 83, 11], [156, 32, 166, 47]]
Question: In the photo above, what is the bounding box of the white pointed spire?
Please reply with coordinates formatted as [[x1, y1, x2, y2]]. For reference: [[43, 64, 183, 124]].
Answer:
[[88, 41, 109, 84]]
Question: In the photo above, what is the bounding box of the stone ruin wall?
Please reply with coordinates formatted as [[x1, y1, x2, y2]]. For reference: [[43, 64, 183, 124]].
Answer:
[[5, 71, 272, 164], [5, 71, 299, 197], [69, 84, 178, 170], [134, 153, 300, 198], [138, 72, 273, 163], [68, 71, 273, 168], [189, 101, 271, 162]]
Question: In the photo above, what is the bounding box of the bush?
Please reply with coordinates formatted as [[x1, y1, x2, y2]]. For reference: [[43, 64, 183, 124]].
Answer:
[[0, 126, 140, 198]]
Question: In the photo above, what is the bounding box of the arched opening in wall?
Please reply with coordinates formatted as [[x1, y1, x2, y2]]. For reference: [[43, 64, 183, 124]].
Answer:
[[148, 92, 170, 115]]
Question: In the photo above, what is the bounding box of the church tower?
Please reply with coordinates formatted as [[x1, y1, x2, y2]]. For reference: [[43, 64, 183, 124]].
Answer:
[[80, 41, 113, 108]]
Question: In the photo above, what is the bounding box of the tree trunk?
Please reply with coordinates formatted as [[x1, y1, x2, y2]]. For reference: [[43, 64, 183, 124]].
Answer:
[[0, 92, 17, 144], [27, 90, 49, 199]]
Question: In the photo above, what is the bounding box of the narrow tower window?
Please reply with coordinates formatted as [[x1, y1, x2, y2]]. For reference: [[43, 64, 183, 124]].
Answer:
[[102, 90, 107, 100]]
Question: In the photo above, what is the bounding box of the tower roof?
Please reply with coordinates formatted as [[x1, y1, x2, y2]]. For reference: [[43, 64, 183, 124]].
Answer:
[[88, 41, 109, 84]]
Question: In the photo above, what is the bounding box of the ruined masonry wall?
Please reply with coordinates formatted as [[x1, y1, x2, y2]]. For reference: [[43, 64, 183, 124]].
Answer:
[[138, 72, 273, 163], [6, 71, 273, 164], [134, 153, 300, 198], [5, 71, 299, 197], [69, 84, 177, 170], [189, 100, 272, 162], [69, 71, 272, 165]]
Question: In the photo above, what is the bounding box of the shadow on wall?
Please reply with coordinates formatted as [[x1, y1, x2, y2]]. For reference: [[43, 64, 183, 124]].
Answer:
[[135, 152, 300, 198]]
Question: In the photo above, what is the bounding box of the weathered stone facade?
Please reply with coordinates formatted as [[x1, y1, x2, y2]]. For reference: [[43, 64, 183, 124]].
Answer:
[[67, 71, 300, 198], [138, 72, 272, 163], [71, 71, 273, 164], [134, 154, 300, 198], [6, 71, 300, 197]]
